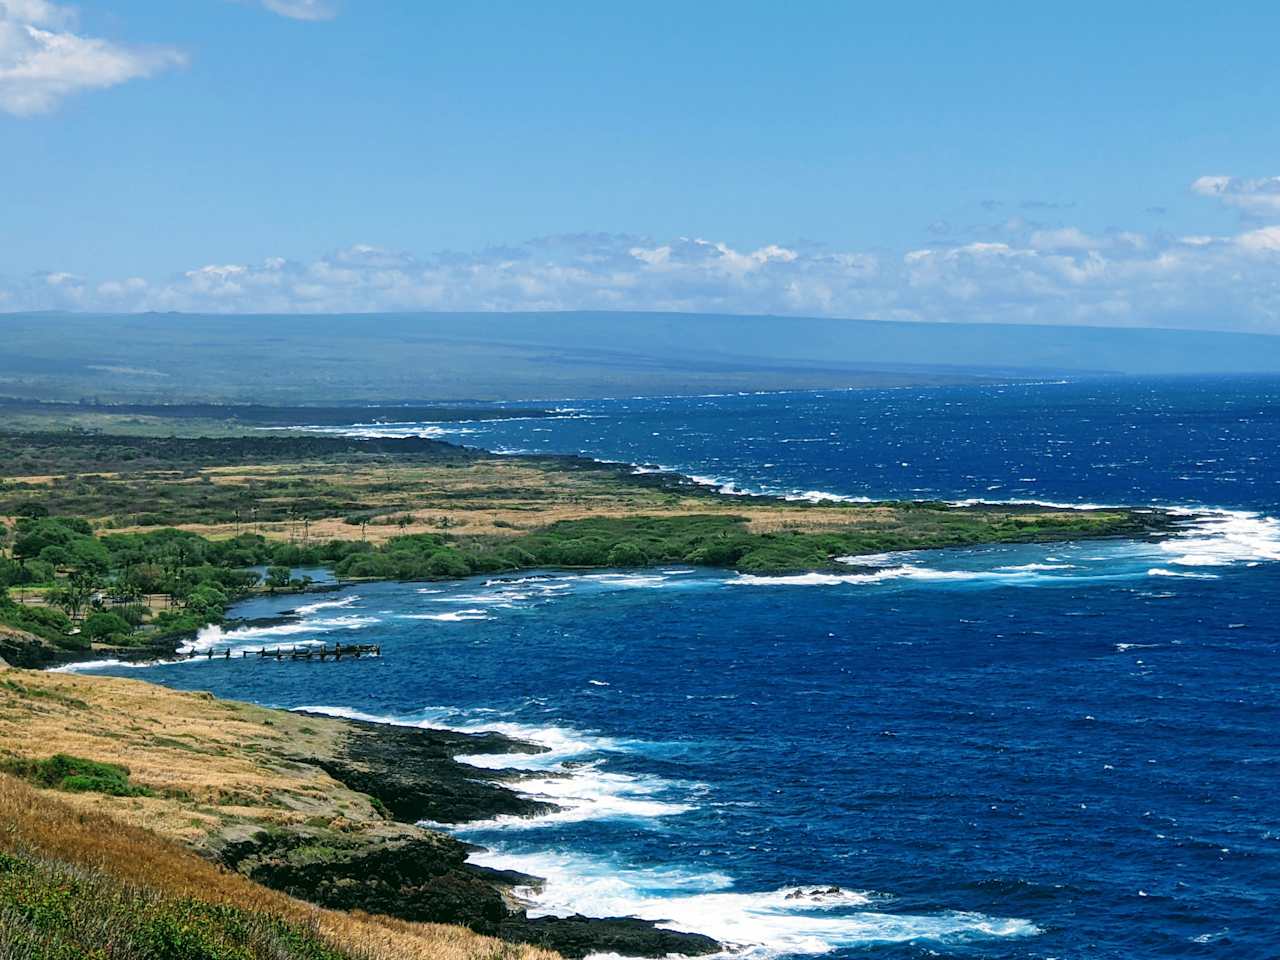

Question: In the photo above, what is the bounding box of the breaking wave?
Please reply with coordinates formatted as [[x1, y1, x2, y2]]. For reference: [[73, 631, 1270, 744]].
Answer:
[[465, 847, 1038, 957], [296, 702, 1036, 955], [184, 614, 377, 654]]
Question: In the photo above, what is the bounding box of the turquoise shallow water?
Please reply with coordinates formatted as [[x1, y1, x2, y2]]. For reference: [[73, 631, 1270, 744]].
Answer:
[[84, 376, 1280, 959]]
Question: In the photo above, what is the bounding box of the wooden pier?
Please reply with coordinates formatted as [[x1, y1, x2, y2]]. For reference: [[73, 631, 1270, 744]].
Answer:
[[186, 643, 382, 662]]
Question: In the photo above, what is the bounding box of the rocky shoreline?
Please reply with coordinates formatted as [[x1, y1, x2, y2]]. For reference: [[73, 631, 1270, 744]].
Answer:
[[222, 713, 720, 958]]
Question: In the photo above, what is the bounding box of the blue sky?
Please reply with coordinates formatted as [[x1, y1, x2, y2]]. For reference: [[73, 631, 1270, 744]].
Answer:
[[2, 1, 1279, 330]]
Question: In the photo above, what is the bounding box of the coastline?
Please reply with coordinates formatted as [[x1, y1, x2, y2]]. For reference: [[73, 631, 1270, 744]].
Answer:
[[0, 663, 719, 958], [6, 425, 1277, 958], [0, 432, 1232, 958]]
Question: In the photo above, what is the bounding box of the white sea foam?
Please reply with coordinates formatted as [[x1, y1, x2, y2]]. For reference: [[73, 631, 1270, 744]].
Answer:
[[273, 423, 479, 439], [730, 566, 997, 587], [293, 705, 628, 766], [292, 594, 360, 616], [1146, 568, 1218, 580], [184, 614, 377, 653], [274, 413, 597, 442], [400, 609, 492, 622], [947, 496, 1124, 510], [454, 763, 695, 829], [783, 490, 874, 504], [579, 573, 674, 589], [687, 474, 753, 497], [49, 658, 146, 673], [429, 591, 529, 605], [834, 552, 908, 567], [291, 704, 684, 832], [465, 847, 1038, 957], [995, 562, 1076, 572], [1159, 508, 1280, 567]]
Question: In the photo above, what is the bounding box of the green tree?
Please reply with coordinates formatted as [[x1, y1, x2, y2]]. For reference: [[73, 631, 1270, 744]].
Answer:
[[425, 550, 471, 578], [48, 569, 100, 620], [82, 611, 131, 642], [265, 566, 292, 592], [606, 541, 649, 567], [186, 583, 229, 620]]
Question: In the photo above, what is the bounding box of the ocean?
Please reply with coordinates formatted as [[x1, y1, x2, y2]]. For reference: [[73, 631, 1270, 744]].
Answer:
[[82, 376, 1280, 959]]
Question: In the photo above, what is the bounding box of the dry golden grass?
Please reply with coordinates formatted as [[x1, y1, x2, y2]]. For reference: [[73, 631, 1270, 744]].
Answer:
[[0, 664, 558, 960], [0, 665, 398, 845], [96, 456, 916, 542], [0, 771, 555, 960]]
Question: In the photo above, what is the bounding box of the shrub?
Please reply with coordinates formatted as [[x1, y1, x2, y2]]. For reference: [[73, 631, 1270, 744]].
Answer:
[[82, 611, 132, 642], [606, 541, 649, 567], [424, 550, 472, 579], [4, 754, 151, 797]]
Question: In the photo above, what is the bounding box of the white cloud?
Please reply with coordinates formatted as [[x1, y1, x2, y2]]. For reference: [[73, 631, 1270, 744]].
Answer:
[[1236, 226, 1280, 255], [1029, 227, 1096, 251], [5, 176, 1280, 332], [1192, 175, 1280, 218], [1, 1, 73, 27], [259, 0, 338, 20], [0, 1, 184, 115], [0, 225, 1269, 332]]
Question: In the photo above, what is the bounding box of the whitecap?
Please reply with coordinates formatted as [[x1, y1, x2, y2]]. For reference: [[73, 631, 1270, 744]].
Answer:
[[400, 608, 491, 622], [995, 563, 1076, 572], [730, 567, 983, 587], [579, 573, 674, 589], [292, 704, 682, 831], [1159, 508, 1280, 567], [783, 490, 874, 504], [1147, 568, 1218, 580], [48, 658, 139, 673], [292, 594, 360, 616], [453, 763, 695, 829], [465, 847, 1038, 956]]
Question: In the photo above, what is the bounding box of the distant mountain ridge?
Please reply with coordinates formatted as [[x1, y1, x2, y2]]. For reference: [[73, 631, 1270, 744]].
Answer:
[[2, 310, 1278, 402]]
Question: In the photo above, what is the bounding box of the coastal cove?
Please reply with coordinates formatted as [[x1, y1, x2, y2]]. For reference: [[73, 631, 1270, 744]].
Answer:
[[10, 376, 1280, 959], [68, 509, 1280, 959]]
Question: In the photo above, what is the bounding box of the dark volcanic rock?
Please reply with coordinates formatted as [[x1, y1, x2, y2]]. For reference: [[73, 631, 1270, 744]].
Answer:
[[230, 710, 725, 957], [488, 915, 721, 959], [0, 629, 177, 671], [0, 629, 51, 670], [304, 714, 559, 824]]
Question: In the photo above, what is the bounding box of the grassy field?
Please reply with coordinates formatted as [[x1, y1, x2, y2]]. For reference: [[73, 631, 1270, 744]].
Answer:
[[0, 665, 555, 960], [0, 427, 1170, 664], [0, 430, 1162, 545]]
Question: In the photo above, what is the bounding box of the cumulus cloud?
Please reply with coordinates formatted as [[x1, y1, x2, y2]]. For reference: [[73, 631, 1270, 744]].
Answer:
[[0, 0, 184, 115], [1192, 175, 1280, 219], [5, 177, 1280, 332], [259, 0, 338, 20]]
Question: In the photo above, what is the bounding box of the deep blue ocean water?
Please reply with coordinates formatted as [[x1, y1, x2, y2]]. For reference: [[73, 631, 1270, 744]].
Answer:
[[81, 377, 1280, 959]]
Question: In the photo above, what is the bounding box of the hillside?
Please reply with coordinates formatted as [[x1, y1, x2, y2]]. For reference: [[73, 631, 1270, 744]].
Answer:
[[5, 310, 1279, 402], [0, 664, 716, 958]]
